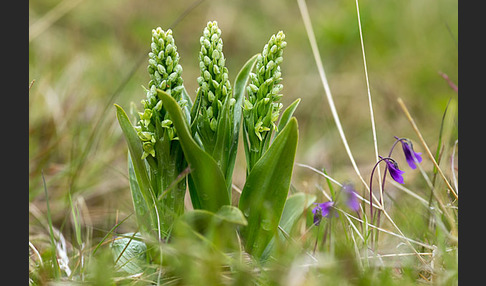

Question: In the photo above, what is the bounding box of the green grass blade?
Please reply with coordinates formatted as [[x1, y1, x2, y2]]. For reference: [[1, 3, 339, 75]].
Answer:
[[67, 191, 82, 247], [157, 89, 230, 212], [173, 206, 247, 251], [238, 117, 299, 259], [42, 171, 61, 278]]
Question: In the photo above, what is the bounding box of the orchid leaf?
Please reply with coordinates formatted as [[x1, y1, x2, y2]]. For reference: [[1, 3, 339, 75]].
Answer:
[[224, 54, 259, 189], [110, 232, 147, 275], [128, 153, 153, 234], [261, 192, 316, 260], [238, 117, 298, 259], [276, 98, 301, 137], [157, 89, 230, 212], [173, 206, 247, 250], [115, 104, 158, 234]]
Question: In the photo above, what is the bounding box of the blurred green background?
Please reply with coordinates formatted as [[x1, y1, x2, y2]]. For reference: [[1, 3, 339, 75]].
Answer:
[[29, 0, 457, 241]]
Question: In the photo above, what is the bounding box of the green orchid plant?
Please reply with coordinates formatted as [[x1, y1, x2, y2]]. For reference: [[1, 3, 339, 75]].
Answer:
[[114, 21, 310, 269]]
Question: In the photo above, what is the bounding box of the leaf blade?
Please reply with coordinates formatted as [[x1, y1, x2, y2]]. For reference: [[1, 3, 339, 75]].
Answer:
[[238, 117, 299, 258], [157, 89, 230, 212], [115, 104, 159, 234]]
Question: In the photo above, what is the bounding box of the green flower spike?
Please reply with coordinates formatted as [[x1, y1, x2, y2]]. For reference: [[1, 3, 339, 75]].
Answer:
[[192, 21, 233, 154], [137, 27, 186, 159], [129, 27, 188, 238], [243, 31, 287, 172]]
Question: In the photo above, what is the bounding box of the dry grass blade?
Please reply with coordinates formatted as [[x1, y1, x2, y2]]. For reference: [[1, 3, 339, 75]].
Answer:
[[397, 98, 458, 200], [297, 163, 379, 209], [451, 139, 458, 193], [301, 161, 431, 265], [354, 0, 383, 202], [300, 162, 430, 266], [296, 0, 372, 197], [29, 0, 85, 42]]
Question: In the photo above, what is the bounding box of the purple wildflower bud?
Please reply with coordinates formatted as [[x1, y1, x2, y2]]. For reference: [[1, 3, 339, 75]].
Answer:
[[312, 202, 336, 226], [384, 158, 405, 184], [400, 139, 422, 169], [342, 184, 360, 212]]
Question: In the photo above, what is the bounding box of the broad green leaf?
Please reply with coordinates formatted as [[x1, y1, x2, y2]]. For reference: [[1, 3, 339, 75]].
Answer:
[[173, 206, 247, 250], [212, 93, 232, 197], [178, 206, 247, 228], [115, 104, 159, 234], [157, 89, 230, 212], [238, 117, 299, 259], [128, 153, 153, 235], [279, 192, 316, 234], [111, 232, 147, 275], [181, 85, 193, 125], [276, 98, 301, 137], [215, 205, 248, 226], [261, 192, 316, 260], [224, 54, 259, 189]]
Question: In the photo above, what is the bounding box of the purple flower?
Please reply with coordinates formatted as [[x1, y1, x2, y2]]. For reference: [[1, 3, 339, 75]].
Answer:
[[384, 158, 405, 184], [312, 202, 335, 226], [342, 184, 360, 212], [400, 139, 422, 169]]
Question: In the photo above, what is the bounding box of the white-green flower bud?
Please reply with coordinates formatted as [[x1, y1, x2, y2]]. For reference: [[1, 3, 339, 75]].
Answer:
[[159, 79, 167, 89], [174, 64, 183, 76], [204, 70, 211, 81], [137, 27, 186, 159], [199, 61, 206, 71], [157, 64, 166, 76], [221, 85, 227, 97], [209, 118, 218, 131], [203, 39, 211, 50], [165, 57, 174, 73], [266, 60, 275, 71], [165, 44, 174, 56], [158, 50, 165, 61], [197, 76, 204, 86], [154, 70, 162, 82], [194, 20, 233, 148], [161, 119, 173, 128], [212, 49, 220, 60], [211, 79, 219, 90], [154, 99, 163, 111], [204, 56, 211, 67], [243, 99, 253, 110], [248, 84, 258, 93], [168, 71, 179, 83], [243, 30, 287, 148], [142, 142, 155, 159], [213, 65, 220, 75], [208, 90, 215, 102]]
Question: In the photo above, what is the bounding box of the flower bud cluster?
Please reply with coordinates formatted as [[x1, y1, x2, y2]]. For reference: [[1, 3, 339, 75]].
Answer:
[[243, 31, 286, 141], [195, 21, 233, 134], [136, 27, 186, 159]]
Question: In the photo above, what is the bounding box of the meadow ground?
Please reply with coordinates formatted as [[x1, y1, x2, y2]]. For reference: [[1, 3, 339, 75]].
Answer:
[[29, 0, 457, 284]]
